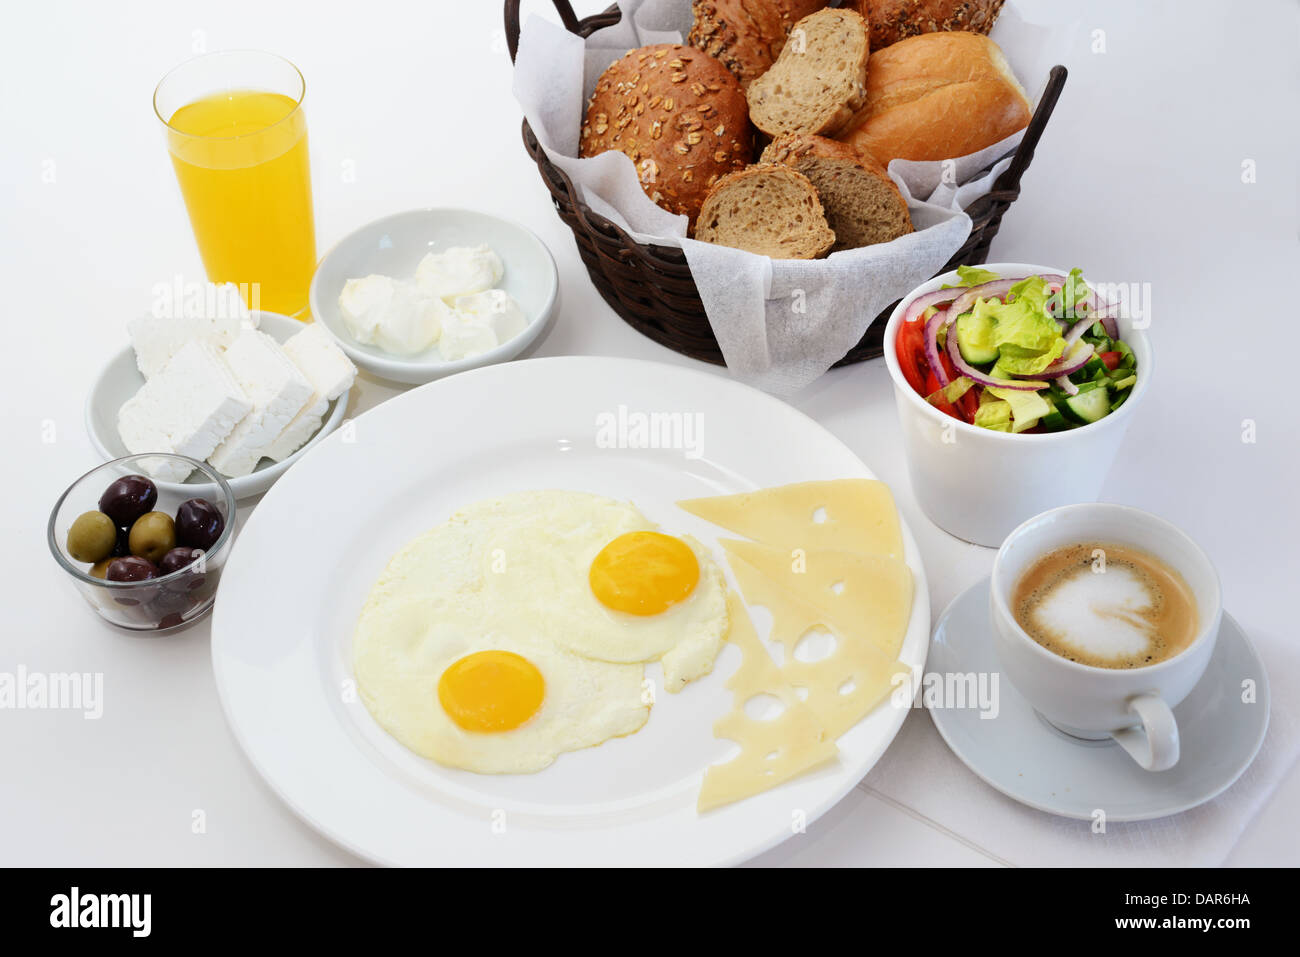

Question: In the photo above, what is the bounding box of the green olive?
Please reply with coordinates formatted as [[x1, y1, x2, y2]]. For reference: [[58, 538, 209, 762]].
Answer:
[[128, 511, 176, 564], [89, 558, 113, 580], [67, 511, 116, 563]]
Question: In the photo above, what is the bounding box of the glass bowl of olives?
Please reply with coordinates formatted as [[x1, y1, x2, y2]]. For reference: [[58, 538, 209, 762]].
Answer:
[[47, 454, 236, 633]]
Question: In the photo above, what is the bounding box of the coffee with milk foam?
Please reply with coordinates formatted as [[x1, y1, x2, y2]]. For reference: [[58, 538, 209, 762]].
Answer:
[[1012, 543, 1198, 669]]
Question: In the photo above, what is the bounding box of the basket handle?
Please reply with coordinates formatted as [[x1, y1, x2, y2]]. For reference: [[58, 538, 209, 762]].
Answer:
[[505, 0, 583, 62], [991, 64, 1068, 194]]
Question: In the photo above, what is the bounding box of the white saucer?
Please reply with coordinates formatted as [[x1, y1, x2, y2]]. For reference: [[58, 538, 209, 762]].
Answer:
[[928, 577, 1269, 822]]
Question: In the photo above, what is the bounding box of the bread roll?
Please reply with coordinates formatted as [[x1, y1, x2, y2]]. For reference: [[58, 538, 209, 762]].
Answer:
[[746, 7, 870, 138], [580, 44, 753, 227], [837, 31, 1030, 165], [760, 134, 913, 251], [688, 0, 830, 90], [695, 165, 835, 259], [850, 0, 1005, 50]]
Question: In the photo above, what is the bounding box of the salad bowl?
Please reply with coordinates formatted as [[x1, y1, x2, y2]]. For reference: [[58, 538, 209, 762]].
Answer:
[[883, 263, 1152, 547]]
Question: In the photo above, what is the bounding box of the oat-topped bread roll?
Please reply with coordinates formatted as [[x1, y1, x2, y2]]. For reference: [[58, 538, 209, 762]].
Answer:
[[694, 165, 835, 259], [850, 0, 1005, 50], [688, 0, 830, 90], [838, 31, 1030, 165], [745, 7, 871, 138], [760, 134, 913, 251], [579, 44, 753, 228]]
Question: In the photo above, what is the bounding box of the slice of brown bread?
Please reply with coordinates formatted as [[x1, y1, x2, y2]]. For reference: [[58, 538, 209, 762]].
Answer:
[[694, 165, 835, 259], [760, 134, 913, 251], [745, 8, 871, 138]]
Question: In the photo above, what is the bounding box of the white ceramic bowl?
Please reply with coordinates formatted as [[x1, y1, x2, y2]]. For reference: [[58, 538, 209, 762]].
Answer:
[[86, 312, 349, 500], [309, 208, 559, 385], [882, 263, 1153, 547]]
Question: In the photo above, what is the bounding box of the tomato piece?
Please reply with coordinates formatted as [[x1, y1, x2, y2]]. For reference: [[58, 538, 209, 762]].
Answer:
[[936, 350, 975, 423], [895, 321, 928, 396], [1100, 351, 1121, 371]]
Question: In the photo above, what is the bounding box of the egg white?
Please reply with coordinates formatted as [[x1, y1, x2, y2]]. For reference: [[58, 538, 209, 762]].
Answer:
[[445, 491, 729, 691], [354, 598, 649, 774]]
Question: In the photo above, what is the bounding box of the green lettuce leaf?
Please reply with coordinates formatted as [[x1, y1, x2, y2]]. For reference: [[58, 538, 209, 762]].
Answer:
[[942, 265, 1000, 289]]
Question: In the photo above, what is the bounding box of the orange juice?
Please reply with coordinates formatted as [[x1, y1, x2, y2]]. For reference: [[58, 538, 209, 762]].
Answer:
[[165, 90, 316, 317]]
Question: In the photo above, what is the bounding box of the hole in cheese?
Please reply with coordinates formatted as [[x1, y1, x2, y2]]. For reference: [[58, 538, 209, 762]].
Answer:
[[744, 693, 786, 721], [793, 627, 836, 663]]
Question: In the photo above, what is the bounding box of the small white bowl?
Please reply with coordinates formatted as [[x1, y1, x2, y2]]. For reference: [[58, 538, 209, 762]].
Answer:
[[86, 312, 350, 500], [309, 208, 559, 385]]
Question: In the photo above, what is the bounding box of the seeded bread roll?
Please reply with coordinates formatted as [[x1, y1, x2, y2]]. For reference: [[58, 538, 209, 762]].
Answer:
[[850, 0, 1005, 51], [694, 165, 835, 259], [837, 31, 1030, 165], [760, 134, 913, 251], [688, 0, 830, 90], [745, 8, 871, 138], [579, 44, 754, 228]]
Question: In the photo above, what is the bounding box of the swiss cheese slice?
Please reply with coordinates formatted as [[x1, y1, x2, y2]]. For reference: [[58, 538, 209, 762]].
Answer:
[[721, 539, 913, 661], [724, 544, 912, 741], [677, 480, 903, 560], [698, 592, 839, 812]]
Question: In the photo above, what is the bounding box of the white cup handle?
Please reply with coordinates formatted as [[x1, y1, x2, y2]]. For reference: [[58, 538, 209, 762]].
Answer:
[[1111, 694, 1180, 771]]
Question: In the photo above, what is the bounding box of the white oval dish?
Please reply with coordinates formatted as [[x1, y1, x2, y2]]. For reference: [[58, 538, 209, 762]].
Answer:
[[86, 312, 350, 500], [211, 356, 931, 867], [309, 208, 559, 385]]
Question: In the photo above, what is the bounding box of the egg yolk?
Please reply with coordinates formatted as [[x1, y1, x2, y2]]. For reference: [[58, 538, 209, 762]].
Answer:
[[589, 531, 700, 616], [437, 650, 545, 733]]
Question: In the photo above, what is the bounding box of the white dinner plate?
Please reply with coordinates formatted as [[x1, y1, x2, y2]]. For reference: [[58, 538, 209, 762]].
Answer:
[[211, 356, 930, 866]]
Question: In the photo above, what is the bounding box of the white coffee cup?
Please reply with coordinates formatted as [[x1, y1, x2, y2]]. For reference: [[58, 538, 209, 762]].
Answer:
[[989, 503, 1221, 771], [883, 264, 1153, 547]]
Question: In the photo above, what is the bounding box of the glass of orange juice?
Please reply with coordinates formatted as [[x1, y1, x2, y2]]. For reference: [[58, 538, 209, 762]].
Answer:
[[154, 51, 317, 318]]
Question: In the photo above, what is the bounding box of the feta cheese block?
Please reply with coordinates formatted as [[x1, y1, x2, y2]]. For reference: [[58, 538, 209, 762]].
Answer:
[[208, 328, 314, 477], [117, 341, 252, 482], [127, 312, 258, 379], [265, 324, 357, 461]]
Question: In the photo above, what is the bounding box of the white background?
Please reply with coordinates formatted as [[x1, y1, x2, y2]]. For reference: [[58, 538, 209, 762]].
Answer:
[[1, 0, 1295, 865]]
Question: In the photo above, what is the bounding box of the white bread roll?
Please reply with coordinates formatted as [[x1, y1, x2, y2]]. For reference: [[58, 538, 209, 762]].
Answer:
[[837, 31, 1031, 166]]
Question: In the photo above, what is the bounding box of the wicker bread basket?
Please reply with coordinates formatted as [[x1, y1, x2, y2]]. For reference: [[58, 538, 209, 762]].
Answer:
[[505, 0, 1067, 366]]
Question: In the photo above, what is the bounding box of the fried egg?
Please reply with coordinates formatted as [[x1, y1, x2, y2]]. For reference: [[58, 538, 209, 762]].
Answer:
[[444, 491, 729, 691], [352, 490, 728, 773], [354, 600, 649, 774]]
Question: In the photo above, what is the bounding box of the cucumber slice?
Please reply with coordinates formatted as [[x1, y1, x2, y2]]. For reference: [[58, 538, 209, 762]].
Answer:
[[955, 313, 999, 365], [1063, 386, 1111, 424], [1040, 409, 1072, 432]]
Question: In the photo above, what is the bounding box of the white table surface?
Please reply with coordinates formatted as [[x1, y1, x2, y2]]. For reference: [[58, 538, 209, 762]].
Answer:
[[2, 0, 1295, 867]]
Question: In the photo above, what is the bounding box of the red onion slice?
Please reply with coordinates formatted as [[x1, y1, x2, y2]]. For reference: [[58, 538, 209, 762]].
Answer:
[[1063, 315, 1095, 347], [946, 323, 1047, 391], [1055, 375, 1080, 396], [901, 288, 961, 325], [1040, 340, 1095, 377], [1091, 296, 1121, 338], [923, 307, 953, 388]]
